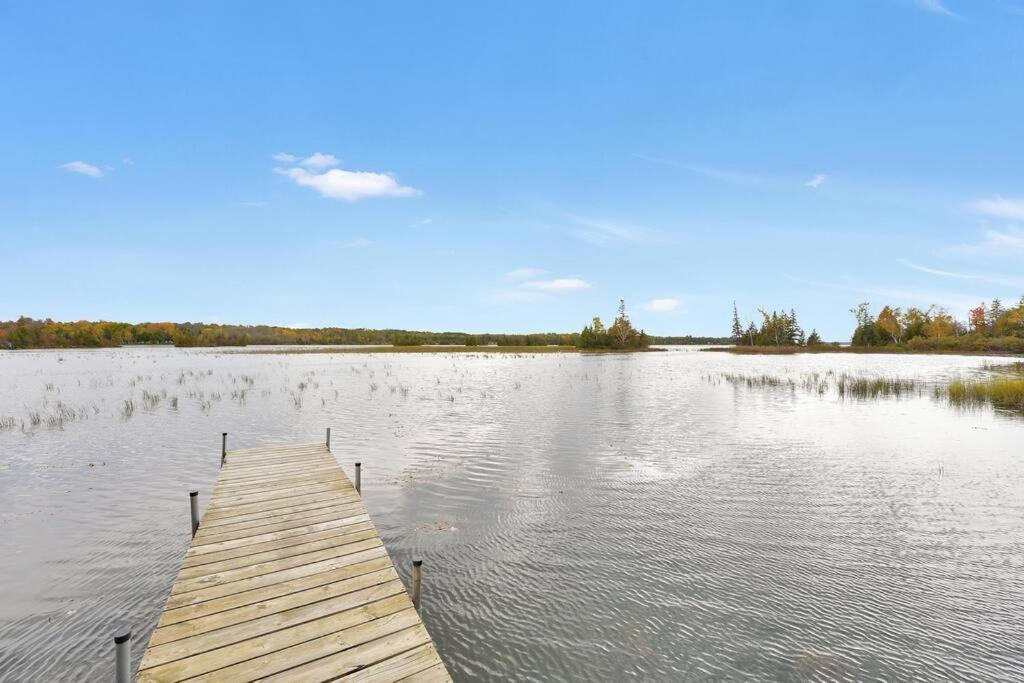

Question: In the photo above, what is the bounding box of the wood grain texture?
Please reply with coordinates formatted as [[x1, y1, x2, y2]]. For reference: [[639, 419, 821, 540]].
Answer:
[[138, 442, 451, 682]]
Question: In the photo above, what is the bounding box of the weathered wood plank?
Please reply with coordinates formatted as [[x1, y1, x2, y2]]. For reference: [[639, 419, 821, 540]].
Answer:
[[139, 441, 450, 682]]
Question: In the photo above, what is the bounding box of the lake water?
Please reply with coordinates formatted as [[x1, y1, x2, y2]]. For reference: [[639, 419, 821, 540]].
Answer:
[[0, 347, 1022, 681]]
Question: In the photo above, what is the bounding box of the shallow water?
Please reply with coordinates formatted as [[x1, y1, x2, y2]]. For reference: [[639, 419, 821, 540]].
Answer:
[[0, 347, 1022, 681]]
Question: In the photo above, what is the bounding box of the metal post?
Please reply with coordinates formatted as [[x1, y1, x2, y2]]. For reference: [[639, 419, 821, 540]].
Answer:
[[189, 490, 199, 537], [411, 559, 423, 610], [221, 432, 227, 466], [114, 628, 131, 683], [354, 462, 361, 494], [326, 427, 331, 450]]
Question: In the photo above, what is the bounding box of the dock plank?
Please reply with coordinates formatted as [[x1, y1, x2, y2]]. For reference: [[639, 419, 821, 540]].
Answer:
[[138, 442, 451, 682]]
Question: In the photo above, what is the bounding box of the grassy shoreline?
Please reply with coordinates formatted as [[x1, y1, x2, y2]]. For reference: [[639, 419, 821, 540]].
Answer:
[[704, 345, 1024, 357]]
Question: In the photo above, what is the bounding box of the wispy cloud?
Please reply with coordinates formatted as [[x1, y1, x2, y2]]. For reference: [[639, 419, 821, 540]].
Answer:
[[504, 267, 547, 281], [299, 152, 340, 170], [61, 161, 103, 178], [520, 277, 591, 291], [900, 258, 1024, 289], [635, 154, 764, 186], [568, 215, 655, 246], [272, 152, 298, 163], [970, 196, 1024, 222], [804, 174, 827, 189], [785, 274, 986, 315], [915, 0, 960, 18], [944, 228, 1024, 258], [641, 297, 682, 313], [332, 238, 372, 248], [274, 162, 420, 202]]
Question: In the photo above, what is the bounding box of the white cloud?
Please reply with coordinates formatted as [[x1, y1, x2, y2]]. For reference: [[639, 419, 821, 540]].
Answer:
[[521, 277, 591, 291], [122, 158, 135, 166], [970, 196, 1024, 222], [61, 161, 103, 178], [804, 174, 827, 189], [915, 0, 959, 17], [504, 267, 547, 281], [641, 297, 682, 313], [273, 152, 298, 163], [275, 166, 420, 202], [299, 152, 340, 170], [785, 274, 987, 316], [900, 258, 1024, 289], [945, 228, 1024, 258]]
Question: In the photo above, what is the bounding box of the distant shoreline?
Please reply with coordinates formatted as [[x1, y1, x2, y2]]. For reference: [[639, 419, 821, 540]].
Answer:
[[240, 345, 669, 355], [704, 345, 1024, 357]]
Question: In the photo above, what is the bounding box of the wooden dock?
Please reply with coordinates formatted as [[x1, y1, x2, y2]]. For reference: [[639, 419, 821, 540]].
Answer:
[[136, 440, 451, 682]]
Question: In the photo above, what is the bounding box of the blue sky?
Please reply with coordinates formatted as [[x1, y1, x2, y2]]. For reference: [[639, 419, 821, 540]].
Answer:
[[2, 1, 1022, 338]]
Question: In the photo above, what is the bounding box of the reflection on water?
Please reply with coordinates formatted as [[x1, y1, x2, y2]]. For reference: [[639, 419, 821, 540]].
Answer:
[[0, 347, 1022, 680]]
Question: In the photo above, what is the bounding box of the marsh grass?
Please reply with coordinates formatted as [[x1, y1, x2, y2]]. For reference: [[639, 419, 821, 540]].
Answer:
[[716, 371, 923, 401], [946, 377, 1024, 413], [836, 375, 921, 399]]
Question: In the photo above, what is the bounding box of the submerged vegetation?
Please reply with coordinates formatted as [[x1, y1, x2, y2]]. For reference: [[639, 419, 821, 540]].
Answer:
[[711, 363, 1024, 415], [714, 371, 925, 400]]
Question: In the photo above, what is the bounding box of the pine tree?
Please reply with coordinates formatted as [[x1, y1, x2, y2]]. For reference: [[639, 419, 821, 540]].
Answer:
[[731, 301, 743, 343]]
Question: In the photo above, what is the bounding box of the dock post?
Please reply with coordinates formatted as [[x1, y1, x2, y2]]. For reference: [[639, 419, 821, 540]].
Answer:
[[189, 490, 199, 537], [411, 559, 423, 610], [354, 462, 361, 494], [221, 432, 227, 466], [326, 427, 331, 450], [114, 628, 131, 683]]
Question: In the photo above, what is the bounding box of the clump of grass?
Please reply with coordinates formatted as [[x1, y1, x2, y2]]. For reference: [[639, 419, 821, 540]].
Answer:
[[142, 390, 161, 409], [836, 374, 920, 399], [0, 416, 17, 430], [947, 377, 1024, 413], [722, 373, 795, 389], [121, 399, 135, 419], [715, 371, 921, 400]]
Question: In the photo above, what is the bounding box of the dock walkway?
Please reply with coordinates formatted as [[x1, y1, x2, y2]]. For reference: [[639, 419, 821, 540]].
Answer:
[[136, 440, 450, 682]]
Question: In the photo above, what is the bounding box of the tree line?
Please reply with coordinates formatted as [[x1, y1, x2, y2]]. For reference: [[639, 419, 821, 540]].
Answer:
[[0, 318, 585, 349], [578, 300, 651, 349], [730, 303, 823, 347], [0, 313, 702, 350], [849, 297, 1024, 351]]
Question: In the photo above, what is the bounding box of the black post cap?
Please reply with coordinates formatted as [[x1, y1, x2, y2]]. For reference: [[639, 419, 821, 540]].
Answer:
[[114, 629, 132, 644]]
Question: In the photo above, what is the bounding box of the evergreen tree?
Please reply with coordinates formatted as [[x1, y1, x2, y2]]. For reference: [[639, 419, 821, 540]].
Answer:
[[731, 302, 743, 343]]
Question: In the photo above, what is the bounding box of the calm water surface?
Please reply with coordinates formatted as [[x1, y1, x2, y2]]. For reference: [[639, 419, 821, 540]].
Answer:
[[0, 347, 1022, 681]]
